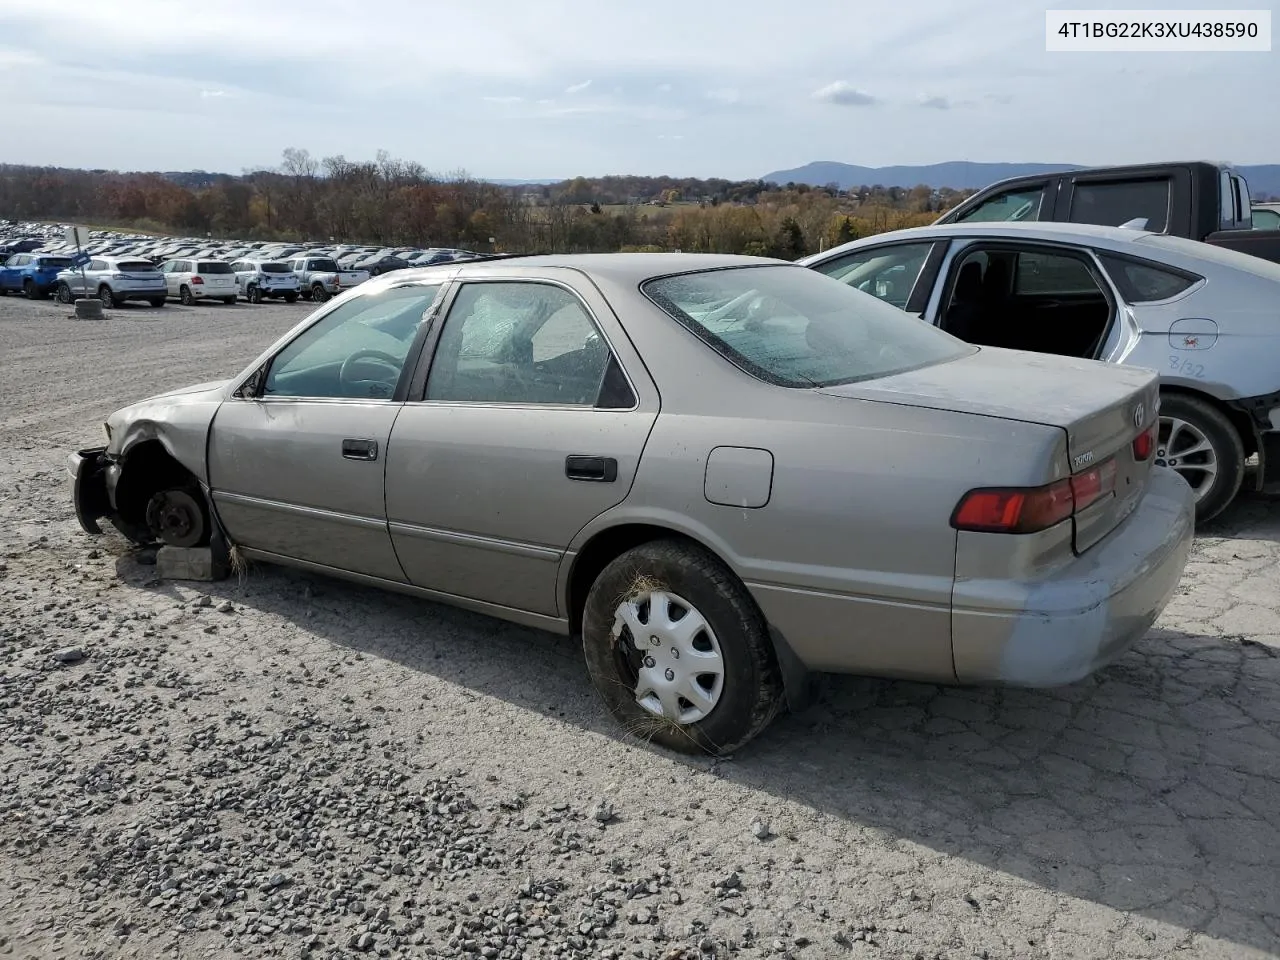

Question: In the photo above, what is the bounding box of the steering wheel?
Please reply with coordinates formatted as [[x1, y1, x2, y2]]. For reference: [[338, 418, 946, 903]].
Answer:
[[339, 349, 403, 397]]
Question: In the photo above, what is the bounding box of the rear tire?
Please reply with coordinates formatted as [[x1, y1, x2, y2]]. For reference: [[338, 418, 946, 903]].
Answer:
[[581, 539, 785, 756], [311, 283, 330, 303], [284, 292, 298, 304], [247, 284, 263, 304], [55, 282, 73, 304], [1158, 392, 1244, 525], [98, 285, 119, 308], [179, 285, 195, 306], [24, 279, 43, 300], [149, 298, 166, 308], [221, 296, 236, 305]]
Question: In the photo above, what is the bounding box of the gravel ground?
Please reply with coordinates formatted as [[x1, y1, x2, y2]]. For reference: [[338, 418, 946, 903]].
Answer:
[[1, 294, 1278, 960]]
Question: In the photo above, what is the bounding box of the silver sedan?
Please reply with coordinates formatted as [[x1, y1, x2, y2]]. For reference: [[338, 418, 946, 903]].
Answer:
[[801, 221, 1280, 523], [68, 254, 1194, 753]]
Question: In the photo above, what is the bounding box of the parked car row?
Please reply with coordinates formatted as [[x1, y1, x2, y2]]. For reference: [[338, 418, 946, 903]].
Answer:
[[0, 220, 481, 277], [20, 253, 369, 308]]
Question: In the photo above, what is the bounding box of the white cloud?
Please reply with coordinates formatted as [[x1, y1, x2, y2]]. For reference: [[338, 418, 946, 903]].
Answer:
[[200, 89, 227, 98], [812, 81, 878, 107], [565, 79, 592, 94], [482, 95, 523, 103]]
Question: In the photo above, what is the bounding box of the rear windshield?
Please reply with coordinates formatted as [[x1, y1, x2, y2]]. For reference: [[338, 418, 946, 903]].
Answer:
[[116, 260, 158, 272], [309, 258, 339, 272], [37, 257, 73, 268], [259, 262, 291, 274], [642, 265, 972, 388], [198, 261, 234, 274]]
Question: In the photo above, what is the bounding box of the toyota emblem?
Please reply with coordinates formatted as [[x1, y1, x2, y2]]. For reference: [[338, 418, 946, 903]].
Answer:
[[1133, 403, 1146, 429]]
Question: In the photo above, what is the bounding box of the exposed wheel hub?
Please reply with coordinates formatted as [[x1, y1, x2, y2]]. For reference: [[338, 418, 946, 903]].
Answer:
[[611, 589, 725, 725], [145, 488, 205, 548]]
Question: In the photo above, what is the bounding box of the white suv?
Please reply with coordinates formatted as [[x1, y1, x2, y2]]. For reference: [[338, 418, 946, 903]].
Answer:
[[158, 259, 238, 305], [230, 259, 301, 303]]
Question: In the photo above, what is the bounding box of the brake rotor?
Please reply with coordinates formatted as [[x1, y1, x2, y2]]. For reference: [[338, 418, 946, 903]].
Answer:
[[145, 488, 206, 548]]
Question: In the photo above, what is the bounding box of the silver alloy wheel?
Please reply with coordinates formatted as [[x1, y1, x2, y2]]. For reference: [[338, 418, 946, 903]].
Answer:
[[1156, 415, 1218, 500], [611, 589, 726, 724]]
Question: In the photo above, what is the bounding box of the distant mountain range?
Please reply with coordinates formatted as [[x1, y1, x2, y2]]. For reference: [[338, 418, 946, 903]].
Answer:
[[762, 161, 1280, 198]]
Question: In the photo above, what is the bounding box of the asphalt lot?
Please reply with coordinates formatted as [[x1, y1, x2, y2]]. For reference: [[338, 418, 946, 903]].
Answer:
[[1, 293, 1278, 960]]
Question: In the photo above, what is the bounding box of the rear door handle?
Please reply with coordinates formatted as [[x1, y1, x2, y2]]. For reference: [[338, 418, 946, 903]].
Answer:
[[342, 438, 378, 461], [565, 455, 617, 482]]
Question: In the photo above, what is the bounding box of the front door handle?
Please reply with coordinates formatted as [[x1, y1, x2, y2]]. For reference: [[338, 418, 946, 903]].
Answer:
[[342, 438, 378, 461], [565, 455, 617, 482]]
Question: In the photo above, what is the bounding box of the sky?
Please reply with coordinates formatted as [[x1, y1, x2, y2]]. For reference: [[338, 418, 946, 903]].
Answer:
[[0, 0, 1275, 181]]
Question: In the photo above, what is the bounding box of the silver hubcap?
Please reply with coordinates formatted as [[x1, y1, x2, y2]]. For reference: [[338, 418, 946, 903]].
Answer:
[[612, 590, 725, 725], [1156, 415, 1218, 500]]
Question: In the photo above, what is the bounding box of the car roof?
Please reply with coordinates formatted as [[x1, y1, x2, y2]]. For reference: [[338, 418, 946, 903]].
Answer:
[[803, 220, 1280, 284], [447, 252, 785, 282]]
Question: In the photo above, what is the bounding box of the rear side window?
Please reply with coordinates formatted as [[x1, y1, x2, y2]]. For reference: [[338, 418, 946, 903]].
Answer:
[[1098, 253, 1200, 302], [198, 261, 233, 274], [309, 259, 339, 272], [260, 262, 291, 274], [1068, 179, 1170, 232], [37, 257, 73, 268], [1013, 250, 1099, 295]]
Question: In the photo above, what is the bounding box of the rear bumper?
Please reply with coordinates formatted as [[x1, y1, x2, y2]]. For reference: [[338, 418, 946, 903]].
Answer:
[[951, 466, 1195, 686], [67, 447, 112, 535]]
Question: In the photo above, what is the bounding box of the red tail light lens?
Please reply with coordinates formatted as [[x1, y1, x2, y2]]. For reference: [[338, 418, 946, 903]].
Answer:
[[191, 275, 204, 284], [953, 457, 1118, 534], [1132, 423, 1156, 460], [951, 480, 1075, 533]]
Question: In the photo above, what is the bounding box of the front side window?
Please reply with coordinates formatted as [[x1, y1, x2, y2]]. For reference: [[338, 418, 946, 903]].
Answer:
[[643, 265, 971, 388], [1068, 179, 1170, 232], [955, 185, 1045, 223], [264, 283, 443, 400], [810, 242, 936, 309], [426, 282, 618, 406]]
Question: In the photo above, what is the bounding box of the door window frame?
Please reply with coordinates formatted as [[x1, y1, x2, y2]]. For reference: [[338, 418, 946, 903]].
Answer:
[[233, 279, 452, 405], [404, 277, 641, 412], [810, 239, 949, 315], [931, 239, 1120, 360], [948, 180, 1057, 224]]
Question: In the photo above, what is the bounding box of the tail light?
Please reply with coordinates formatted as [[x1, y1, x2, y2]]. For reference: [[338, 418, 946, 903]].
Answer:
[[1132, 423, 1156, 460], [952, 458, 1118, 534], [191, 276, 204, 285]]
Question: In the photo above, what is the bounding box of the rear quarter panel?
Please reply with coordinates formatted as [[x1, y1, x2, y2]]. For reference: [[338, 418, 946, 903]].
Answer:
[[574, 375, 1066, 681], [1121, 270, 1280, 401]]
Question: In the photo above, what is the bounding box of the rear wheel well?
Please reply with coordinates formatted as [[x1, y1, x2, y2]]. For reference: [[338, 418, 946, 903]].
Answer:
[[1160, 385, 1256, 458], [567, 524, 721, 635], [114, 441, 201, 534]]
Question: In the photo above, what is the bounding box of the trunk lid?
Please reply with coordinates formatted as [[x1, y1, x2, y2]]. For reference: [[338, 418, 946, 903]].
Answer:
[[819, 346, 1159, 552]]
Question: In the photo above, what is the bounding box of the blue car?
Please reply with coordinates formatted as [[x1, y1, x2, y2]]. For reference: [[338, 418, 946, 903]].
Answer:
[[0, 253, 76, 299]]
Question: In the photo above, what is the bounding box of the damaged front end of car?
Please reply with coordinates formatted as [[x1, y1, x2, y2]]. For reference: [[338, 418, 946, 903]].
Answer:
[[68, 443, 113, 535]]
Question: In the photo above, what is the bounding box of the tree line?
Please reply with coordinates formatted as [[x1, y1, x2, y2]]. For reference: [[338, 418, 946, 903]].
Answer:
[[0, 148, 973, 258]]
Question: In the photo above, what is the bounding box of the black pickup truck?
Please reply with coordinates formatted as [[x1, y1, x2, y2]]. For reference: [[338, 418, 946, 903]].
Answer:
[[936, 161, 1280, 264]]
